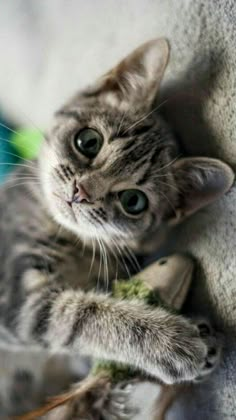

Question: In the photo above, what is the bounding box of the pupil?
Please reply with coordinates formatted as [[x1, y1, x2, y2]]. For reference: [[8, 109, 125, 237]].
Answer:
[[128, 195, 138, 208], [86, 138, 97, 149]]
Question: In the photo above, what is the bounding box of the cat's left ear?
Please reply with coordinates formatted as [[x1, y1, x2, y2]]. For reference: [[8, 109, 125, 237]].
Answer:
[[84, 38, 169, 108], [169, 157, 234, 224]]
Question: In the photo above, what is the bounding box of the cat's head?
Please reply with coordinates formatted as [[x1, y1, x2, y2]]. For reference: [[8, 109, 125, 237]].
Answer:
[[39, 39, 234, 250]]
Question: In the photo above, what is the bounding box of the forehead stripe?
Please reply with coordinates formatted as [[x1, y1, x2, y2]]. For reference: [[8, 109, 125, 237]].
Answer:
[[109, 124, 153, 144]]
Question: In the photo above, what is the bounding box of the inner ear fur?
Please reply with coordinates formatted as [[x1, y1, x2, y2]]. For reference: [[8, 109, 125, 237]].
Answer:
[[169, 157, 234, 223], [83, 38, 170, 108]]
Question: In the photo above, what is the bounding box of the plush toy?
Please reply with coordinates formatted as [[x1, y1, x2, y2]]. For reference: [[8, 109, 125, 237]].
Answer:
[[0, 120, 43, 180], [11, 128, 42, 160], [0, 118, 42, 183], [0, 116, 18, 182], [17, 254, 194, 420]]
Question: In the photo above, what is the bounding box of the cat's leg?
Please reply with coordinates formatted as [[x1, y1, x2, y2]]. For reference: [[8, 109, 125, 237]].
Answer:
[[8, 280, 220, 385]]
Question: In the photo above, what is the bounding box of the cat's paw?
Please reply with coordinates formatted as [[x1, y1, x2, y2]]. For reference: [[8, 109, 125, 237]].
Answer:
[[171, 319, 221, 384], [102, 382, 138, 420], [152, 317, 221, 385], [193, 320, 221, 382]]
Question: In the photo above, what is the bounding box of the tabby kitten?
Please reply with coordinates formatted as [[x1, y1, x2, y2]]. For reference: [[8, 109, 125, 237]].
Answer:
[[0, 39, 234, 414]]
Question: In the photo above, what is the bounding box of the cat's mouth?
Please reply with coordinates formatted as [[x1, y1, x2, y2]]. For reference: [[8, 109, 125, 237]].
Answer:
[[53, 192, 77, 222]]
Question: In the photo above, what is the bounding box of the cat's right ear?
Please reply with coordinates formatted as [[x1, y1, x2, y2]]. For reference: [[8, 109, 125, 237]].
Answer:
[[83, 38, 170, 109], [168, 157, 234, 225]]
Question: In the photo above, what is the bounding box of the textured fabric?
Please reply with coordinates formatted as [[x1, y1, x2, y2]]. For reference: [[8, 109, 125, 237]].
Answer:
[[0, 1, 235, 418]]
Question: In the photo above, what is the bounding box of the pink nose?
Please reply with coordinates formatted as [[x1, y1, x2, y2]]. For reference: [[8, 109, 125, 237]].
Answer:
[[72, 182, 90, 204]]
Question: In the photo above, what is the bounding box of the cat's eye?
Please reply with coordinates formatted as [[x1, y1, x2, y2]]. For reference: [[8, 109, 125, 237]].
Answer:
[[74, 128, 103, 158], [119, 189, 148, 215]]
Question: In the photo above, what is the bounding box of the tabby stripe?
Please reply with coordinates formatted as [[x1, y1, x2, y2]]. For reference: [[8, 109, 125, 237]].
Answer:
[[4, 254, 54, 329], [121, 139, 136, 151], [65, 301, 99, 346], [128, 124, 153, 137], [55, 168, 67, 182], [132, 156, 150, 172], [32, 298, 53, 340], [137, 147, 166, 184], [110, 125, 153, 143], [89, 212, 103, 226], [12, 253, 54, 274], [136, 167, 150, 185], [31, 287, 62, 339]]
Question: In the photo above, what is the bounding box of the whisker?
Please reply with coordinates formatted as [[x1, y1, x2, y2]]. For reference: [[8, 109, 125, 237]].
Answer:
[[88, 237, 96, 279], [52, 192, 64, 200], [104, 240, 110, 292], [123, 90, 195, 135], [0, 162, 35, 170], [100, 238, 109, 292], [1, 181, 41, 191], [0, 137, 39, 156], [109, 236, 131, 279], [158, 179, 180, 193], [2, 177, 40, 185], [99, 239, 106, 290], [158, 190, 177, 217], [0, 123, 32, 141], [102, 235, 121, 282], [117, 111, 126, 136], [123, 99, 170, 135], [109, 226, 139, 274], [155, 154, 182, 175], [122, 243, 141, 273], [96, 235, 103, 291]]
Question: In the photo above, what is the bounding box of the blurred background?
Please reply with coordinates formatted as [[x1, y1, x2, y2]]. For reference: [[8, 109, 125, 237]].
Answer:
[[0, 1, 236, 419]]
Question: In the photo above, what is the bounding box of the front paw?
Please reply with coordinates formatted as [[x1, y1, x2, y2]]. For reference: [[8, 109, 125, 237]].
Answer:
[[150, 318, 221, 385], [192, 320, 221, 382]]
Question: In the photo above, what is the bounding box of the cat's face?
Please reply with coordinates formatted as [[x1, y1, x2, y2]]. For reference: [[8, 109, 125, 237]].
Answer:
[[40, 103, 178, 247], [39, 39, 234, 249]]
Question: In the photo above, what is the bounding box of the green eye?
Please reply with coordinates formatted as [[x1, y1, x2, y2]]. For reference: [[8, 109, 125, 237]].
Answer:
[[74, 128, 103, 158], [119, 189, 148, 215]]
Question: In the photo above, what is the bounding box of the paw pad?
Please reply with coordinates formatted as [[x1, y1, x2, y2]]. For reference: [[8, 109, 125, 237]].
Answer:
[[194, 320, 221, 383], [198, 322, 212, 337]]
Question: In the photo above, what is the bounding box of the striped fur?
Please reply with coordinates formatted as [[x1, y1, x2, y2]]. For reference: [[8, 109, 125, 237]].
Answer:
[[0, 39, 231, 415]]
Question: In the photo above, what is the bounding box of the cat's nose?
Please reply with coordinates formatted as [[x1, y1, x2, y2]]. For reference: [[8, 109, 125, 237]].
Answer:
[[72, 182, 91, 204]]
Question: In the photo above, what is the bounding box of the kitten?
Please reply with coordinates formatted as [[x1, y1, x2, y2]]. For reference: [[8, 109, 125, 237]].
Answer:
[[0, 39, 234, 416]]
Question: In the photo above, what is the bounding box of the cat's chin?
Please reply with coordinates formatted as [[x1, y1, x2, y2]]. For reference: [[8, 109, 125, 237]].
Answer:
[[53, 209, 89, 239]]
